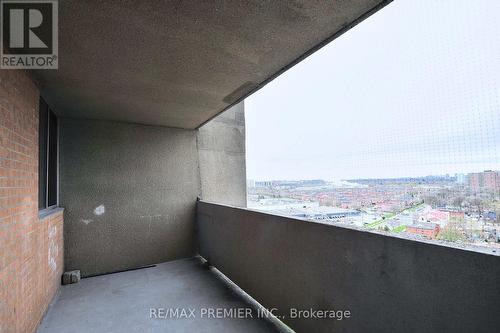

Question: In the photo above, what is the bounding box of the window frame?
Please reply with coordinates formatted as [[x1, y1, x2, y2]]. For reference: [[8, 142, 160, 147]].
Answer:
[[38, 97, 59, 211]]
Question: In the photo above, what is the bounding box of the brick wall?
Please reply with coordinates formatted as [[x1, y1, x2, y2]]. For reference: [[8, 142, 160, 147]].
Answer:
[[0, 70, 64, 333]]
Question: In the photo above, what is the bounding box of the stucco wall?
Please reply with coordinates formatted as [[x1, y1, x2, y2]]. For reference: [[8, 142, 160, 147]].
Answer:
[[59, 119, 200, 277], [197, 201, 500, 333], [197, 102, 247, 207]]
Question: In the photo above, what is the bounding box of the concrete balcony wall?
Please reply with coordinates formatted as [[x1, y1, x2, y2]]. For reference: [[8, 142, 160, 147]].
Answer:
[[197, 201, 500, 333], [197, 102, 247, 207], [59, 119, 200, 277], [59, 103, 247, 277]]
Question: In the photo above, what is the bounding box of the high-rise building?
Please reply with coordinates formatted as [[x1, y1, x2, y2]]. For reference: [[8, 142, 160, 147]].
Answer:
[[468, 171, 500, 193]]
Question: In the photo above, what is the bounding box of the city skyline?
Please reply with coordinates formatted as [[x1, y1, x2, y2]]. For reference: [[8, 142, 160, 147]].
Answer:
[[246, 0, 500, 181], [248, 170, 497, 183]]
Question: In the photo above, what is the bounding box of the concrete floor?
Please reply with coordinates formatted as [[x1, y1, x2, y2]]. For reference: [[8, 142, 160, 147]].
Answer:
[[37, 258, 282, 333]]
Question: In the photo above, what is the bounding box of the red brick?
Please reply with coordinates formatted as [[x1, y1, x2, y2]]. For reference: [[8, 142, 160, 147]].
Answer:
[[0, 70, 64, 333]]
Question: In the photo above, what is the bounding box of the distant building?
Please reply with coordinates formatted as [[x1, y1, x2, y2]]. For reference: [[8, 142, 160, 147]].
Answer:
[[468, 170, 500, 193], [301, 208, 361, 221], [444, 210, 465, 221], [455, 173, 467, 184], [264, 205, 360, 222], [255, 181, 272, 188], [423, 210, 449, 224], [484, 211, 497, 221], [407, 222, 440, 239], [298, 179, 326, 186]]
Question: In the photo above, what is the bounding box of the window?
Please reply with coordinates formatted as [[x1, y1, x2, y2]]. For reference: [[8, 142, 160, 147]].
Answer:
[[39, 97, 58, 209]]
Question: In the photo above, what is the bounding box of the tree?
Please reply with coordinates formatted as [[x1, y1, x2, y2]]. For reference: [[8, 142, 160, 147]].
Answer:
[[452, 196, 465, 208]]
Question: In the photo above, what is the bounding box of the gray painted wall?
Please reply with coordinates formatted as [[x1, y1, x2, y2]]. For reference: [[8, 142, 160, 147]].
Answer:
[[197, 201, 500, 333], [197, 102, 247, 207], [60, 118, 200, 277]]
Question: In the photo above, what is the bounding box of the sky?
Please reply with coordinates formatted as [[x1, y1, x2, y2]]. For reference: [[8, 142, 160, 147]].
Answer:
[[245, 0, 500, 181]]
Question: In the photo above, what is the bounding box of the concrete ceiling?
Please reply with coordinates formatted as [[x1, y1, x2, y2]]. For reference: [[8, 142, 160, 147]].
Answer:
[[32, 0, 391, 129]]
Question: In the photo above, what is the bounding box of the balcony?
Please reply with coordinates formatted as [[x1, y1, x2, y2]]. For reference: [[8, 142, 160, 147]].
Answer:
[[34, 201, 500, 333], [37, 257, 284, 333], [2, 1, 500, 333]]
